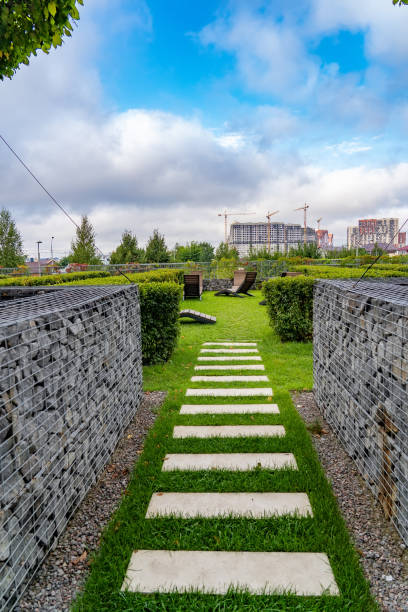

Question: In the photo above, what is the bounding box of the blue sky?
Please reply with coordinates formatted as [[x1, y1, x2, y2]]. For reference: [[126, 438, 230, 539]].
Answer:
[[1, 0, 408, 256]]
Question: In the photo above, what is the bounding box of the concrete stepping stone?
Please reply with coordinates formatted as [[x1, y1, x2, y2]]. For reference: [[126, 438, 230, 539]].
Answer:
[[191, 375, 269, 382], [173, 425, 285, 438], [200, 349, 259, 353], [186, 388, 273, 397], [162, 453, 297, 471], [146, 492, 312, 518], [122, 550, 339, 596], [203, 342, 257, 346], [197, 356, 262, 361], [194, 365, 265, 371], [180, 403, 279, 414]]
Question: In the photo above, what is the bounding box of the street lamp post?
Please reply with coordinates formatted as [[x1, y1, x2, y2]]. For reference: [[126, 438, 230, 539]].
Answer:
[[51, 236, 55, 261], [36, 241, 42, 276]]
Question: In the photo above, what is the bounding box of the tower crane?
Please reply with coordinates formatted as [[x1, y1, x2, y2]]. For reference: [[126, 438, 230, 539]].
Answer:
[[266, 210, 280, 253], [294, 203, 310, 245], [317, 217, 322, 230], [218, 210, 255, 243]]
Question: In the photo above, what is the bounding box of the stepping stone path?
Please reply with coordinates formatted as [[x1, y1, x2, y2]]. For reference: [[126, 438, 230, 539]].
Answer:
[[122, 340, 339, 598]]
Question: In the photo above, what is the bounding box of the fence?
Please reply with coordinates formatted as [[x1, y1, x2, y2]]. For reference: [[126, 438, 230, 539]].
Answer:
[[0, 260, 287, 280], [0, 285, 143, 610], [314, 279, 408, 545]]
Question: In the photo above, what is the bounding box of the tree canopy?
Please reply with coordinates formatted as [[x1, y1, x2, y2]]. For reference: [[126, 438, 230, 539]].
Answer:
[[393, 0, 408, 5], [174, 241, 214, 262], [144, 229, 170, 263], [0, 208, 25, 267], [70, 215, 101, 264], [110, 230, 144, 264], [215, 242, 239, 260], [0, 0, 83, 80]]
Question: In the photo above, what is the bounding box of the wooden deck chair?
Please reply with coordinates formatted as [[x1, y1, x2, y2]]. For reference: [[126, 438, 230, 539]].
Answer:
[[280, 271, 302, 277], [183, 272, 203, 300], [215, 270, 257, 297]]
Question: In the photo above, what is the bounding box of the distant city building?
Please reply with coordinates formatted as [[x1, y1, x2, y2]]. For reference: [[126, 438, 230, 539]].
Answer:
[[398, 232, 406, 247], [229, 221, 316, 256], [315, 229, 333, 249], [347, 218, 399, 249]]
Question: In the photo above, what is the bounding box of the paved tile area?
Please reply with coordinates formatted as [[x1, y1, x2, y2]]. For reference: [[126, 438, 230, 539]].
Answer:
[[179, 403, 279, 414], [191, 375, 269, 382], [161, 452, 298, 471], [186, 387, 273, 397], [122, 339, 339, 600], [173, 425, 285, 438], [122, 550, 339, 596], [197, 355, 262, 361], [145, 492, 313, 518], [194, 364, 265, 370]]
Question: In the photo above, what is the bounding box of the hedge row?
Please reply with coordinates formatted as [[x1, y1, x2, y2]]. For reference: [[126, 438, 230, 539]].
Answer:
[[289, 265, 408, 279], [0, 268, 184, 287], [60, 269, 184, 286], [0, 270, 111, 286], [139, 282, 182, 364], [263, 277, 314, 342]]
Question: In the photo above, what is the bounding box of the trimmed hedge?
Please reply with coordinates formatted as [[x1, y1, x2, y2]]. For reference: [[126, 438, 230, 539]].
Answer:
[[263, 277, 315, 342], [139, 282, 182, 364], [60, 269, 184, 286], [0, 270, 111, 286], [0, 268, 184, 287], [289, 265, 408, 279]]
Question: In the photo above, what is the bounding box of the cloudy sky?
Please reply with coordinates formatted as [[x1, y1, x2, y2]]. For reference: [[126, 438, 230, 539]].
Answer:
[[1, 0, 408, 258]]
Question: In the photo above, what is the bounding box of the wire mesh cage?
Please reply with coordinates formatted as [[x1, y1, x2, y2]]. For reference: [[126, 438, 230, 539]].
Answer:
[[0, 285, 142, 610], [314, 279, 408, 545]]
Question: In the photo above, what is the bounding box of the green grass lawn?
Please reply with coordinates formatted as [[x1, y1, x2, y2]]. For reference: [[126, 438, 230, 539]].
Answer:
[[72, 291, 377, 611]]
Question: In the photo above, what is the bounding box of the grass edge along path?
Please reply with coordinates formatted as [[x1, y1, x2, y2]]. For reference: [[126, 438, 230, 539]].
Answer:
[[72, 293, 377, 611]]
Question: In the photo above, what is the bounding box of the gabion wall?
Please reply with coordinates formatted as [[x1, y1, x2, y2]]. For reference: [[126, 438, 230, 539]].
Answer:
[[314, 279, 408, 545], [0, 285, 143, 610]]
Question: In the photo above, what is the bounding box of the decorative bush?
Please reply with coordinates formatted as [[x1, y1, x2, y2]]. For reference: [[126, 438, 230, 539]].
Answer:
[[289, 265, 408, 279], [263, 277, 315, 342], [60, 268, 184, 286], [139, 281, 182, 364], [0, 270, 111, 286]]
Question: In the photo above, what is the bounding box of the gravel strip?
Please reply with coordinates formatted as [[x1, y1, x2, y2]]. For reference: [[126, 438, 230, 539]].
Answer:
[[15, 391, 165, 612], [292, 391, 408, 612]]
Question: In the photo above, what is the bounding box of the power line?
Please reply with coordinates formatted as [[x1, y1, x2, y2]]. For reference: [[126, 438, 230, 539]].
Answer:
[[0, 133, 133, 284]]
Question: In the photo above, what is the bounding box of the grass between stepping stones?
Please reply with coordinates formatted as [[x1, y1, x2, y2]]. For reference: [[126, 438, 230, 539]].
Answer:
[[72, 291, 377, 612]]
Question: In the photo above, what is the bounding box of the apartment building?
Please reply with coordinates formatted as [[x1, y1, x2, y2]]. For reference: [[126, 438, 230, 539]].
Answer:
[[347, 218, 399, 249], [229, 221, 316, 256]]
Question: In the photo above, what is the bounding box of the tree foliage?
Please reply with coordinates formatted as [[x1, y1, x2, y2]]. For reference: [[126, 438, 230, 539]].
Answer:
[[215, 242, 239, 260], [287, 242, 322, 259], [110, 230, 144, 264], [0, 0, 83, 80], [0, 208, 25, 267], [393, 0, 408, 5], [145, 229, 170, 263], [174, 241, 214, 262], [70, 215, 101, 264]]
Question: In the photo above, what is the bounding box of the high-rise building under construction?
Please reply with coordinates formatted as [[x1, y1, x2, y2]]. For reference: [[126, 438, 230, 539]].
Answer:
[[229, 221, 316, 256], [347, 218, 399, 249]]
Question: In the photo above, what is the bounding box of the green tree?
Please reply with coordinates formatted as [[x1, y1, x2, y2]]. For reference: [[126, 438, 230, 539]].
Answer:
[[288, 242, 322, 259], [70, 215, 101, 264], [393, 1, 408, 5], [145, 229, 170, 263], [0, 208, 25, 267], [110, 230, 144, 264], [174, 241, 214, 262], [215, 242, 239, 260], [0, 0, 84, 80]]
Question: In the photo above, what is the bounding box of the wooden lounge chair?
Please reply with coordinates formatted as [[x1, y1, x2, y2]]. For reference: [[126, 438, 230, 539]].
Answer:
[[183, 272, 203, 300], [215, 270, 257, 297], [280, 271, 302, 277], [179, 309, 216, 324]]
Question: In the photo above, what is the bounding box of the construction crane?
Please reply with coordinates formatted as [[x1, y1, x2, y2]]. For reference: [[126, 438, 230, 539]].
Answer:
[[317, 217, 322, 230], [294, 203, 310, 245], [218, 210, 255, 243], [266, 210, 280, 253]]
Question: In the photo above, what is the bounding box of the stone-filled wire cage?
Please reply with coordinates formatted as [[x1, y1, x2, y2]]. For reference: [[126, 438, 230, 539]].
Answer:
[[314, 279, 408, 546], [0, 285, 142, 610]]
